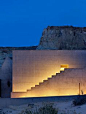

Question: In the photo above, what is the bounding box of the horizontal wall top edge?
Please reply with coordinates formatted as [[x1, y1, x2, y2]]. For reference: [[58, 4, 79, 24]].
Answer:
[[12, 50, 86, 52]]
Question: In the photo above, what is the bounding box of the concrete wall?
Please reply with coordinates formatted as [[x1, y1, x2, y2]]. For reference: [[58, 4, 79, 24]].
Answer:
[[12, 50, 86, 98]]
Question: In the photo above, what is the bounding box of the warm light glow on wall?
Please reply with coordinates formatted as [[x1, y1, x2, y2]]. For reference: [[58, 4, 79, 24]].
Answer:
[[60, 68, 64, 71], [60, 64, 69, 71], [11, 90, 78, 98], [19, 96, 26, 98]]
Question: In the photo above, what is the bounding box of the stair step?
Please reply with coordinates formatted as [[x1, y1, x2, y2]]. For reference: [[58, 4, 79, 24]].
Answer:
[[56, 73, 60, 75], [48, 77, 52, 80], [51, 75, 56, 77], [52, 75, 56, 78], [43, 80, 48, 83], [60, 71, 64, 73], [27, 89, 30, 92], [31, 87, 35, 90], [39, 82, 43, 85], [35, 85, 39, 88]]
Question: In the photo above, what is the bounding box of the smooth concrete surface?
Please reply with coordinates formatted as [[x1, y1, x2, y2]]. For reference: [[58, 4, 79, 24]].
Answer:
[[12, 50, 86, 98]]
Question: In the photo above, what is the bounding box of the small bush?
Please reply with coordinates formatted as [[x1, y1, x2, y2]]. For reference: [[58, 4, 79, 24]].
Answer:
[[73, 96, 86, 106], [19, 110, 32, 114], [25, 110, 32, 114], [34, 105, 57, 114], [19, 104, 58, 114]]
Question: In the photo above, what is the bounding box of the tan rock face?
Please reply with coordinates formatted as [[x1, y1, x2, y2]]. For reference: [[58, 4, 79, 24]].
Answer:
[[37, 26, 86, 50]]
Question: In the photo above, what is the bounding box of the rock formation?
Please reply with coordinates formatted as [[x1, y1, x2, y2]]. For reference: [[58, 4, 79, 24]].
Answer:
[[37, 26, 86, 50]]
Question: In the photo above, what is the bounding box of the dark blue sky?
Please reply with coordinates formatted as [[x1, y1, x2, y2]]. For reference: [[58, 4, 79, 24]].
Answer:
[[0, 0, 86, 46]]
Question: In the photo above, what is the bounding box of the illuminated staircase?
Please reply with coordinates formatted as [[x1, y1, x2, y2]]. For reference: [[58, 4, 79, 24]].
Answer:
[[27, 69, 67, 92], [25, 68, 77, 97], [26, 64, 68, 91], [11, 68, 79, 98]]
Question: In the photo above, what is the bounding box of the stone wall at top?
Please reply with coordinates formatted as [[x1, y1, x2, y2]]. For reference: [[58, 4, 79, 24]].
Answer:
[[37, 26, 86, 50]]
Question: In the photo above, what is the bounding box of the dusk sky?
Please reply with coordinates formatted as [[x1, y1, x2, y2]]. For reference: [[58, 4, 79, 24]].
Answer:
[[0, 0, 86, 47]]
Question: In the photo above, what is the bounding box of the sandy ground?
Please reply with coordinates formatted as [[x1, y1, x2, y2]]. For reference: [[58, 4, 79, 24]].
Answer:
[[1, 101, 86, 114]]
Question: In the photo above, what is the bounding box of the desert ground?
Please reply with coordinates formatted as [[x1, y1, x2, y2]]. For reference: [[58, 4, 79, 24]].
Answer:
[[1, 100, 86, 114]]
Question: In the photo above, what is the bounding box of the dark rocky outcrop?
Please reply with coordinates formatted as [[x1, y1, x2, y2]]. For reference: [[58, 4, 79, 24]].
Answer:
[[37, 26, 86, 50]]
